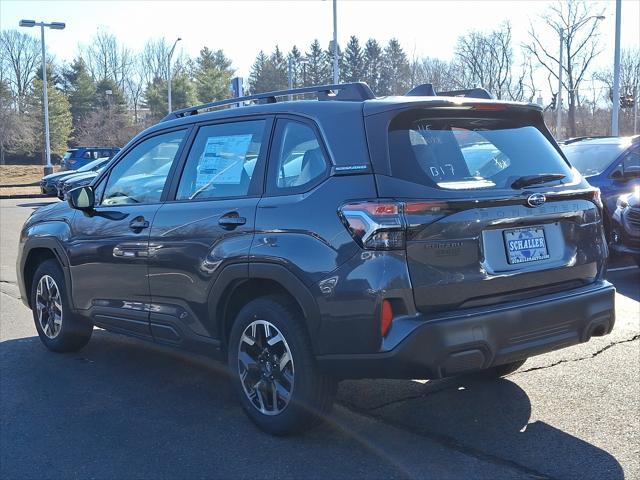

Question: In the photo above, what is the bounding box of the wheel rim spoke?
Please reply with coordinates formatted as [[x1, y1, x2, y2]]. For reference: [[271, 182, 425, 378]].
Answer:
[[238, 319, 294, 416], [36, 275, 62, 339]]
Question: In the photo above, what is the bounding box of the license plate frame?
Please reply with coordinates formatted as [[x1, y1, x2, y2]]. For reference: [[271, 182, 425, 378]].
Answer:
[[503, 226, 550, 265]]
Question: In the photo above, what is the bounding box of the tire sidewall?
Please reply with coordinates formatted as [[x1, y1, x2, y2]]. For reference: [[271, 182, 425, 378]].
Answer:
[[228, 297, 322, 435], [30, 260, 86, 351]]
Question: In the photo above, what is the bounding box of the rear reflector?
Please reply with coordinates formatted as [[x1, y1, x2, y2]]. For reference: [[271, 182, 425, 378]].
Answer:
[[381, 300, 393, 337]]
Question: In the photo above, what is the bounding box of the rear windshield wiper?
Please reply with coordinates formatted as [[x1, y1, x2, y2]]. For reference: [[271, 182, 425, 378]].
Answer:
[[511, 173, 566, 189]]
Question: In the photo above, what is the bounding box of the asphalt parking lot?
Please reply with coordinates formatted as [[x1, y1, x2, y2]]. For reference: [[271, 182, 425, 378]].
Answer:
[[1, 198, 638, 480]]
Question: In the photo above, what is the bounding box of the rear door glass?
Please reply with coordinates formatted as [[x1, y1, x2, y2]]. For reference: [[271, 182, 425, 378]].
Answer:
[[388, 111, 573, 190]]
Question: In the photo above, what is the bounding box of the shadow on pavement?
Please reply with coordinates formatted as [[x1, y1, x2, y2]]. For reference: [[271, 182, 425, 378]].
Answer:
[[607, 268, 640, 302], [1, 330, 624, 480], [338, 373, 624, 480], [16, 201, 57, 208]]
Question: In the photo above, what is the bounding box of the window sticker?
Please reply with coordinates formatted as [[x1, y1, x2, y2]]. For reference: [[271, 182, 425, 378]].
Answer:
[[195, 134, 253, 188]]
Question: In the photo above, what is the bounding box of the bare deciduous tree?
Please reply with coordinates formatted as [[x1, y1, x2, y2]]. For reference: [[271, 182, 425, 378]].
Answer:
[[81, 30, 134, 90], [0, 30, 41, 109], [454, 21, 524, 100], [524, 0, 605, 136]]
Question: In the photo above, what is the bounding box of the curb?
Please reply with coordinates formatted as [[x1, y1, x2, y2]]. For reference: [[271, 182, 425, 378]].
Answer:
[[0, 193, 52, 200]]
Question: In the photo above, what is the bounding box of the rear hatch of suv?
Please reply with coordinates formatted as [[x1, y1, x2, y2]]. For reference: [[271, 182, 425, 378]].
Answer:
[[363, 100, 606, 314]]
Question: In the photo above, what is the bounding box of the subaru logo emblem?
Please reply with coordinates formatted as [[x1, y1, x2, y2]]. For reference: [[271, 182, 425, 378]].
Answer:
[[527, 193, 546, 208]]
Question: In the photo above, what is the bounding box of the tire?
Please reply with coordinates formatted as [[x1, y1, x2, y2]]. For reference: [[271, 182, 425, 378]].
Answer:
[[228, 295, 336, 435], [30, 259, 93, 352], [474, 359, 527, 379]]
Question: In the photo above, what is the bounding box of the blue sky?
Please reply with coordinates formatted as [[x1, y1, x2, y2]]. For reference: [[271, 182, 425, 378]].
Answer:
[[1, 0, 638, 85]]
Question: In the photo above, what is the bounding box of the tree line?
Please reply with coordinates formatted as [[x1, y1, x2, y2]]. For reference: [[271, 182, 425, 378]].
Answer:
[[0, 0, 638, 163]]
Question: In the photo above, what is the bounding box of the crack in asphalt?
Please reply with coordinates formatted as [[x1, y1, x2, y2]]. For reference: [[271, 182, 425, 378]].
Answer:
[[338, 338, 640, 480], [509, 334, 640, 376]]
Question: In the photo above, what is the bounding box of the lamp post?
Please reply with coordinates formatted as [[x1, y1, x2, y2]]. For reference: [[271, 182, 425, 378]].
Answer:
[[19, 19, 65, 176], [611, 0, 622, 136], [332, 0, 339, 84], [556, 15, 604, 141], [167, 37, 182, 113]]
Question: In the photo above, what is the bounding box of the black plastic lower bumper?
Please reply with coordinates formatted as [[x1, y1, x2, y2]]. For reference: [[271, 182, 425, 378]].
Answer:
[[317, 281, 616, 379]]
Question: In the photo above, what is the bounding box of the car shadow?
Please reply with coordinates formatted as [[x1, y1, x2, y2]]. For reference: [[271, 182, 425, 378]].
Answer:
[[0, 331, 624, 480], [16, 201, 58, 208], [338, 374, 624, 480], [607, 267, 640, 302]]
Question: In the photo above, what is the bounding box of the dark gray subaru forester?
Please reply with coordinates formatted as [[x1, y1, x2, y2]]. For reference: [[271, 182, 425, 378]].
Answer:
[[17, 82, 615, 435]]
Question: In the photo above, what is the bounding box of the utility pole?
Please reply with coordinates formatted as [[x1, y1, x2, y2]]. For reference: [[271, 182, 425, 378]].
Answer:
[[167, 37, 182, 113], [332, 0, 339, 84], [611, 0, 621, 136], [634, 85, 638, 135], [556, 28, 563, 140], [19, 19, 65, 175]]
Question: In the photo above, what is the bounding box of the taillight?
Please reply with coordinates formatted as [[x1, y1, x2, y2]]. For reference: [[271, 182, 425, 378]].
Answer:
[[339, 201, 405, 250]]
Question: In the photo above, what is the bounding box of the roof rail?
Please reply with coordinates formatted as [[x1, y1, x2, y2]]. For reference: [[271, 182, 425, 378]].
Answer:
[[161, 82, 375, 122], [562, 136, 616, 144], [406, 84, 437, 96]]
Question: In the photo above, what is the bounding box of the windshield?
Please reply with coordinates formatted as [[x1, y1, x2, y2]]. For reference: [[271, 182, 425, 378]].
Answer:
[[388, 111, 572, 190], [561, 143, 625, 176], [62, 150, 76, 160]]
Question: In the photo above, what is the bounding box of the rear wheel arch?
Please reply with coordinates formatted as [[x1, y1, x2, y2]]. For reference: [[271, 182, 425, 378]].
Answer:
[[211, 263, 321, 354]]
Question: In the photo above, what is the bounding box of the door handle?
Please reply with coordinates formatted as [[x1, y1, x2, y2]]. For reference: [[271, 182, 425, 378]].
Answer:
[[129, 217, 150, 230], [218, 213, 246, 228]]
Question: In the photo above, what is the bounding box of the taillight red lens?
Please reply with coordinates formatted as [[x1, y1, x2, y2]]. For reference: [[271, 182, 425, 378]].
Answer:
[[381, 300, 393, 337]]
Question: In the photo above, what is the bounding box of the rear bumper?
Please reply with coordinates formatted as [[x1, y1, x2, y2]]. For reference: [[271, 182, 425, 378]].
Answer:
[[317, 281, 615, 379]]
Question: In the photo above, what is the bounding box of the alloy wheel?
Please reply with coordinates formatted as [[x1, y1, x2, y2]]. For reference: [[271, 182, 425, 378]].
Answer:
[[35, 275, 63, 339], [237, 320, 295, 415]]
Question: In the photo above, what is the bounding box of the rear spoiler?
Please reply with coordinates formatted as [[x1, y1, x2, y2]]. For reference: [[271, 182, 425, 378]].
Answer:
[[406, 84, 492, 100]]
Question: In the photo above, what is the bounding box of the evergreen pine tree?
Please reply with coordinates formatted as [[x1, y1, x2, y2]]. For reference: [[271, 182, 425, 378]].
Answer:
[[379, 38, 410, 95], [194, 47, 233, 103], [363, 39, 383, 94], [343, 36, 364, 83]]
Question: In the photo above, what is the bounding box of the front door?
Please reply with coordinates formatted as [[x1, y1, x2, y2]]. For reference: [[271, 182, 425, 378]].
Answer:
[[146, 118, 270, 345], [67, 128, 188, 338]]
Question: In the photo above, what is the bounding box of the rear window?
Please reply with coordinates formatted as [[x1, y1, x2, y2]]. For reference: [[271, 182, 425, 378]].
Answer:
[[388, 110, 572, 190]]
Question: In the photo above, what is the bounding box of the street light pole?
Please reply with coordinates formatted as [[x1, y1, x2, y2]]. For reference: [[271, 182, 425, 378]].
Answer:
[[556, 28, 563, 140], [611, 0, 622, 136], [332, 0, 339, 84], [19, 19, 65, 176], [39, 24, 52, 175], [167, 37, 181, 113]]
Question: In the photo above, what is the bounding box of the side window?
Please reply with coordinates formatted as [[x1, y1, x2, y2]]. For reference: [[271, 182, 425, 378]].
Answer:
[[622, 148, 640, 173], [81, 150, 92, 159], [270, 120, 328, 193], [176, 120, 266, 201], [101, 129, 186, 205]]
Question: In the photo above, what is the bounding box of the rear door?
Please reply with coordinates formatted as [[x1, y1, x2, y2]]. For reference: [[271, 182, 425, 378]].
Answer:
[[146, 117, 271, 344], [365, 104, 605, 313]]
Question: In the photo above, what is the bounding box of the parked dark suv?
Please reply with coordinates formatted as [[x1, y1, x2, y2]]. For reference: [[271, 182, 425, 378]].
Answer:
[[17, 83, 615, 435], [60, 147, 120, 170]]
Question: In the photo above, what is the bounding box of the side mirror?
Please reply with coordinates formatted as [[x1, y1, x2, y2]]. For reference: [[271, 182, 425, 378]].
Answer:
[[611, 166, 624, 179], [67, 185, 95, 210]]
